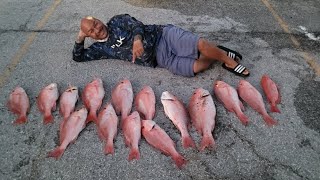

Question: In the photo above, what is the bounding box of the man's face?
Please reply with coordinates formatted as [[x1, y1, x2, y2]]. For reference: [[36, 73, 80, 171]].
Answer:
[[81, 17, 108, 40]]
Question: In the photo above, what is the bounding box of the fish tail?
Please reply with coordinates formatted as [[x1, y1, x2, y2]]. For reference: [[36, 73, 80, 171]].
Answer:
[[199, 134, 216, 151], [128, 148, 140, 161], [172, 153, 187, 169], [13, 115, 27, 125], [86, 110, 97, 124], [271, 104, 281, 113], [104, 141, 114, 155], [47, 147, 65, 159], [263, 114, 278, 126], [238, 113, 250, 126], [182, 135, 196, 149], [43, 113, 54, 124]]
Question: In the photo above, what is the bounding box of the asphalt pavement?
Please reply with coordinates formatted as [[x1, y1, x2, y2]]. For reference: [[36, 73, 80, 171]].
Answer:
[[0, 0, 319, 179]]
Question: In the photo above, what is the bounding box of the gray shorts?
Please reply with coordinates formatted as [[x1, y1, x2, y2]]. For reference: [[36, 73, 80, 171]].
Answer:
[[156, 25, 200, 77]]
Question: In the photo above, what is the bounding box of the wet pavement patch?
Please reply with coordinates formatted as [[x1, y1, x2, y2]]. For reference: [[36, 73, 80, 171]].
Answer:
[[294, 80, 320, 133]]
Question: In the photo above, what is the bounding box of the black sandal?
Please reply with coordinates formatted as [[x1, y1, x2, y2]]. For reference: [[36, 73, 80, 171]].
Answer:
[[217, 45, 242, 62], [222, 63, 250, 77]]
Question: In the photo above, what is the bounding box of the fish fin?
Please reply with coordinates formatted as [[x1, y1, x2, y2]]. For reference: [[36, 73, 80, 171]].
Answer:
[[237, 112, 249, 126], [97, 129, 105, 141], [128, 148, 140, 161], [182, 135, 196, 149], [160, 149, 171, 156], [59, 108, 63, 116], [59, 119, 66, 145], [271, 104, 281, 113], [124, 136, 130, 147], [263, 114, 278, 126], [37, 98, 44, 113], [239, 101, 245, 111], [104, 141, 115, 155], [52, 102, 57, 111], [276, 85, 281, 103], [43, 114, 54, 124], [47, 147, 65, 159], [199, 134, 215, 151], [172, 154, 187, 169], [60, 118, 66, 129], [187, 122, 192, 130], [86, 110, 97, 124], [13, 115, 27, 125], [70, 138, 77, 144]]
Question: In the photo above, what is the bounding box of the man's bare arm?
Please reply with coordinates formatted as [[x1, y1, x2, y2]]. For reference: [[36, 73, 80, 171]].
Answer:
[[76, 30, 87, 43]]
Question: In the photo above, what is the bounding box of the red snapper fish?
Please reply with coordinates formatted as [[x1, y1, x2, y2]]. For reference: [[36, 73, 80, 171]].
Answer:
[[188, 88, 216, 151], [161, 91, 195, 149], [261, 74, 281, 113], [142, 120, 186, 169], [37, 83, 59, 124], [134, 86, 156, 120], [59, 86, 79, 133], [48, 107, 88, 159], [122, 111, 141, 161], [7, 86, 30, 124], [213, 81, 249, 126], [238, 80, 278, 126], [82, 78, 105, 124], [111, 79, 133, 121], [97, 103, 119, 155]]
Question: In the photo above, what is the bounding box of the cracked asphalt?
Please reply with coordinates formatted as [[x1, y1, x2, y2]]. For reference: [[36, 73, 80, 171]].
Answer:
[[0, 0, 319, 179]]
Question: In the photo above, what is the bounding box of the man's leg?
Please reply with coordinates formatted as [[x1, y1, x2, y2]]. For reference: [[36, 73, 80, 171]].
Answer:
[[194, 38, 250, 75], [193, 55, 212, 74]]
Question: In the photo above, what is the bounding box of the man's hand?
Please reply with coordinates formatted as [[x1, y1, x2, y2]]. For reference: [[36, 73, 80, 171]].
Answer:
[[76, 29, 87, 43], [132, 35, 144, 63]]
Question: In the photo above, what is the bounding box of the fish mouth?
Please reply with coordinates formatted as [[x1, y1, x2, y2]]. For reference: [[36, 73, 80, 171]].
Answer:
[[161, 98, 174, 101], [202, 93, 210, 98], [142, 124, 155, 130], [142, 120, 156, 131], [201, 89, 210, 97], [161, 91, 175, 101], [66, 86, 77, 92], [48, 83, 57, 90]]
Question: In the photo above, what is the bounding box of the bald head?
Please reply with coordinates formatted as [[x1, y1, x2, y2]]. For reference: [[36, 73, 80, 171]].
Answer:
[[80, 16, 95, 33], [80, 16, 108, 40]]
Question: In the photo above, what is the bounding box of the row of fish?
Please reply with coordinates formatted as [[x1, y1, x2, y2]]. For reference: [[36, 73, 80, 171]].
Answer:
[[6, 75, 281, 168]]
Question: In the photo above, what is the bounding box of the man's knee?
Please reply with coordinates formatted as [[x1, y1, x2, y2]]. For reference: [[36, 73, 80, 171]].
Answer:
[[198, 38, 211, 52]]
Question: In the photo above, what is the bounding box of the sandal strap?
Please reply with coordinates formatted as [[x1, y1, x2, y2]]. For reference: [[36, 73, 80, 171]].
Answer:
[[234, 64, 246, 73], [217, 45, 243, 60], [228, 52, 236, 59]]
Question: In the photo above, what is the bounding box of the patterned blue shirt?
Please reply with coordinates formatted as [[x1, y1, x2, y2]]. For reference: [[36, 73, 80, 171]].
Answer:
[[72, 14, 164, 67]]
